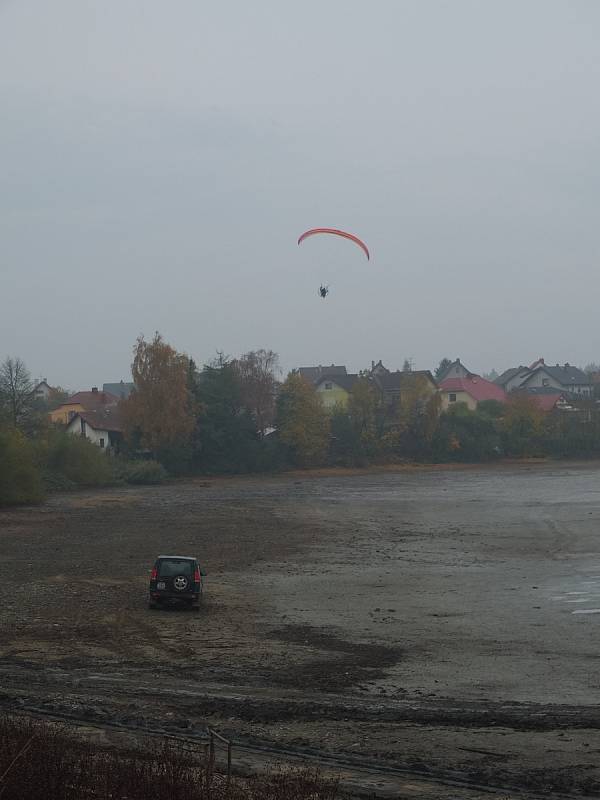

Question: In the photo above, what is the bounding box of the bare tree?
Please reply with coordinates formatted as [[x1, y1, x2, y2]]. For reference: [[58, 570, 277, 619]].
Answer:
[[232, 349, 280, 436], [0, 357, 34, 428]]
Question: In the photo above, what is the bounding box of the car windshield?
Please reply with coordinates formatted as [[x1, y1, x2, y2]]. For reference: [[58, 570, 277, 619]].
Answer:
[[158, 560, 194, 577]]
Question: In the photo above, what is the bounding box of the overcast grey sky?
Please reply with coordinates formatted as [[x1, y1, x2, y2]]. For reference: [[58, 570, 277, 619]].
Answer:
[[1, 1, 599, 389]]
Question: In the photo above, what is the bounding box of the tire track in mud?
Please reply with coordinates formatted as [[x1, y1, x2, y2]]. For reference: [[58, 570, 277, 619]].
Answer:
[[0, 659, 599, 731]]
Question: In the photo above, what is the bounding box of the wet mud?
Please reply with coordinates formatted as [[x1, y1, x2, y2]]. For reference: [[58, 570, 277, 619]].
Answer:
[[1, 463, 600, 796]]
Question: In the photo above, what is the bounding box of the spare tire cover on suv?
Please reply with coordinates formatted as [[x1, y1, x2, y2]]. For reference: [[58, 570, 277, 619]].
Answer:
[[173, 575, 189, 591]]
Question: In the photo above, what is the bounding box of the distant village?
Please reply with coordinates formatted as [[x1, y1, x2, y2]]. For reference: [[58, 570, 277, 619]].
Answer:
[[35, 356, 600, 453]]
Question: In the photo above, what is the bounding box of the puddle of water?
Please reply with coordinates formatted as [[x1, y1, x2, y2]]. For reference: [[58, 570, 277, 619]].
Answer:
[[572, 608, 600, 615], [565, 597, 600, 603]]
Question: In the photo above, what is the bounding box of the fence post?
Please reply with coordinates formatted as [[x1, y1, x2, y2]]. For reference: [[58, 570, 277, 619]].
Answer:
[[209, 731, 215, 772], [207, 731, 215, 800]]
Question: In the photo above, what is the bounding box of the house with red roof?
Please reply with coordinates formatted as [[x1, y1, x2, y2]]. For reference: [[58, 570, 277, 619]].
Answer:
[[516, 387, 572, 413], [439, 375, 506, 411], [49, 387, 120, 425]]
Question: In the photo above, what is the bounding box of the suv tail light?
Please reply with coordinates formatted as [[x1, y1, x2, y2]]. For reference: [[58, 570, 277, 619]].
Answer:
[[150, 566, 158, 580], [194, 567, 201, 583]]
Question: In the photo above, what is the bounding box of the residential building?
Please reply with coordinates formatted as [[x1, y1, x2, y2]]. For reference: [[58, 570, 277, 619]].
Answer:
[[49, 387, 120, 425], [32, 379, 54, 401], [494, 366, 532, 392], [436, 359, 472, 382], [315, 373, 360, 409], [439, 375, 506, 411], [518, 387, 572, 413], [294, 364, 347, 384], [103, 381, 135, 400], [371, 363, 438, 420], [66, 407, 123, 452], [495, 358, 593, 398]]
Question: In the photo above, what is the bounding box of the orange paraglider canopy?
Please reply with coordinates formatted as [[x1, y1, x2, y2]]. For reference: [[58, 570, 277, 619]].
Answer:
[[297, 228, 370, 260]]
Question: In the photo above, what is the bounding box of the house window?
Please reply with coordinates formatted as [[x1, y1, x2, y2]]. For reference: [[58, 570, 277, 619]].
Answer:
[[99, 438, 105, 448], [80, 419, 85, 435], [324, 382, 333, 390], [542, 379, 549, 387], [449, 393, 457, 402]]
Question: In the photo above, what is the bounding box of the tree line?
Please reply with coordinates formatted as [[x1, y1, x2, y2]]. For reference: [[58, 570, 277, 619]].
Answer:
[[2, 339, 600, 507], [120, 335, 600, 472]]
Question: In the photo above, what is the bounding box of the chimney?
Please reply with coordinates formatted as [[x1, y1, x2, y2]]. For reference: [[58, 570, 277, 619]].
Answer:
[[92, 387, 98, 393]]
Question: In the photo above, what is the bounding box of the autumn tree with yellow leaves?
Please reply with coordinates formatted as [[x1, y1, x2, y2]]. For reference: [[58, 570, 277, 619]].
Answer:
[[276, 373, 330, 467], [122, 333, 195, 464]]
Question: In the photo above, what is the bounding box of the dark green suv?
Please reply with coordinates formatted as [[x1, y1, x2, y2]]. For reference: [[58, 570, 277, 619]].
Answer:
[[148, 555, 205, 610]]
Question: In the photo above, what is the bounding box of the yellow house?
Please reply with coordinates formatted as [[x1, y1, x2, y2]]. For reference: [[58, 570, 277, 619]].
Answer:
[[314, 374, 359, 410], [438, 376, 506, 411], [49, 388, 120, 425]]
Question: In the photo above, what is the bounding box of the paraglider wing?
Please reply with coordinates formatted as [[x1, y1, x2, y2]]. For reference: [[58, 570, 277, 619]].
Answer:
[[297, 228, 370, 261]]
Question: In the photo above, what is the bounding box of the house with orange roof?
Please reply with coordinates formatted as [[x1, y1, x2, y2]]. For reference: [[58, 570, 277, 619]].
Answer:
[[49, 387, 120, 425]]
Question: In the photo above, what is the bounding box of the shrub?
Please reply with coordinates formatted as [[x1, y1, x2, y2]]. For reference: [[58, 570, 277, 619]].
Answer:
[[0, 428, 44, 506], [40, 470, 77, 493], [37, 429, 114, 487], [113, 459, 168, 485], [431, 404, 501, 462]]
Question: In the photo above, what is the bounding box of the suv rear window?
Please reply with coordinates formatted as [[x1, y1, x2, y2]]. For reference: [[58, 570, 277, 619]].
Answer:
[[158, 560, 194, 577]]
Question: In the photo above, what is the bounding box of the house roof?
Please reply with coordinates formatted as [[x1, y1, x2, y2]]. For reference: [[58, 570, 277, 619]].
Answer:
[[68, 407, 123, 433], [61, 389, 120, 410], [518, 388, 567, 412], [296, 365, 347, 383], [437, 359, 470, 381], [495, 361, 591, 390], [102, 381, 135, 399], [315, 373, 360, 391], [519, 386, 565, 396], [439, 376, 506, 403], [494, 366, 528, 387], [530, 364, 591, 387], [375, 370, 437, 391], [33, 380, 53, 392]]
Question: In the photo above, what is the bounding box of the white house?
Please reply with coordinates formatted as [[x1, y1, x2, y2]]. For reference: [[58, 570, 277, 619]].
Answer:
[[437, 359, 473, 381], [66, 408, 123, 452], [496, 358, 593, 397], [32, 380, 54, 401]]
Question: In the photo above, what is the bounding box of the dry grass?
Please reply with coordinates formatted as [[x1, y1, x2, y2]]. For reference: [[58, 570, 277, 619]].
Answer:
[[0, 716, 341, 800]]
